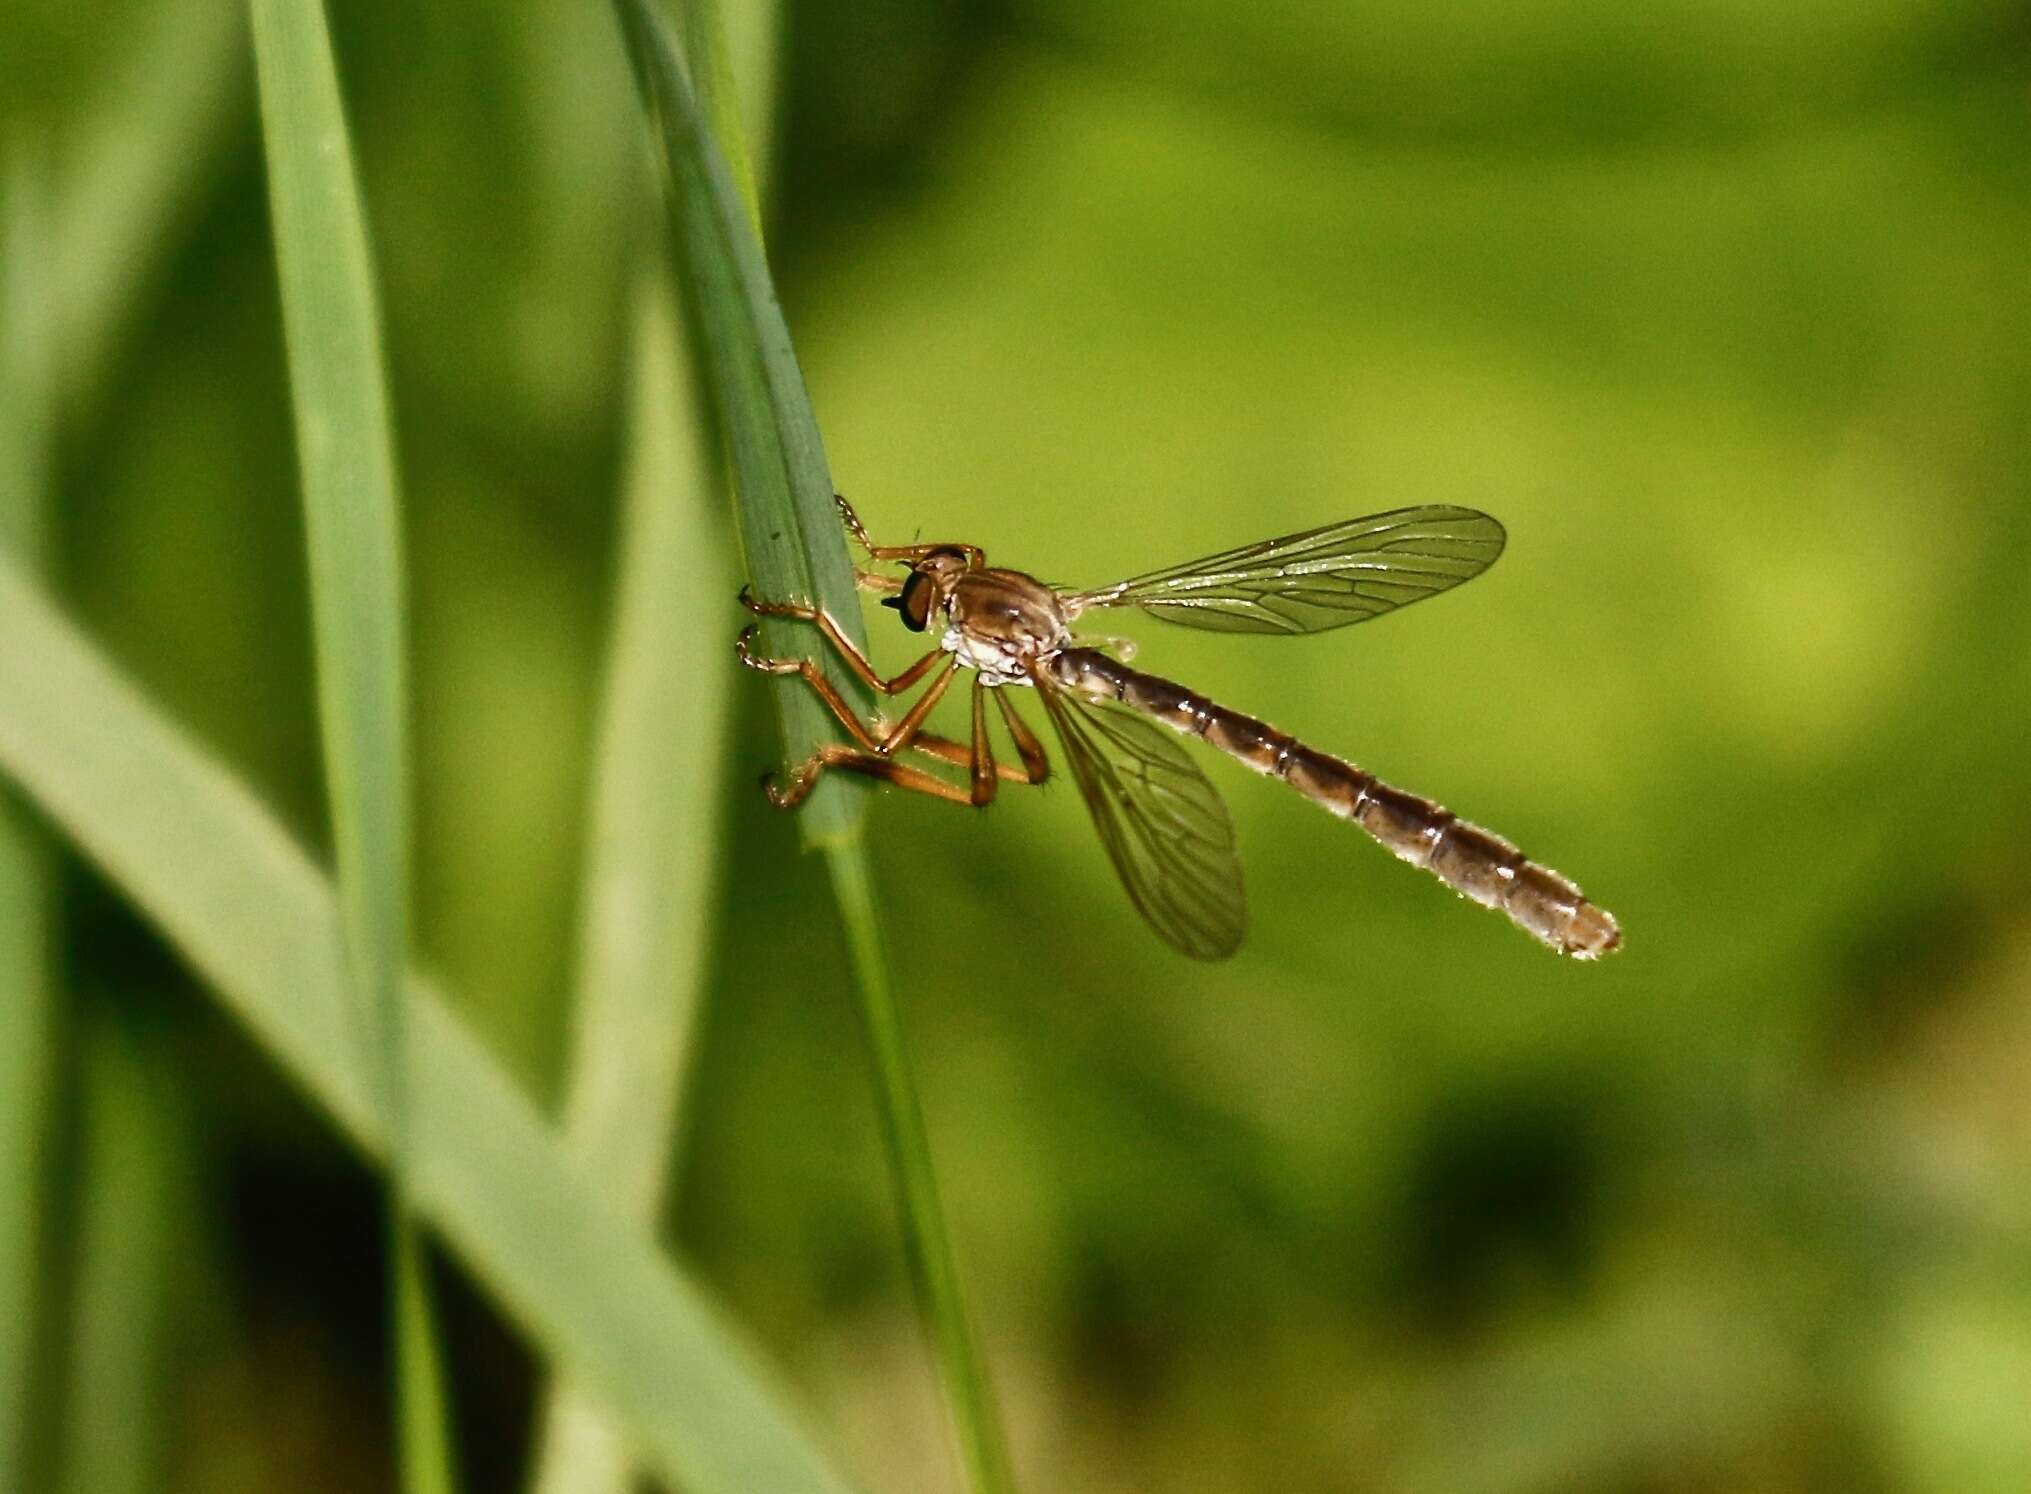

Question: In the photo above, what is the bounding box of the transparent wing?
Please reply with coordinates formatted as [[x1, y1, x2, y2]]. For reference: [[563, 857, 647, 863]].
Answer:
[[1067, 505, 1505, 635], [1036, 678, 1245, 961]]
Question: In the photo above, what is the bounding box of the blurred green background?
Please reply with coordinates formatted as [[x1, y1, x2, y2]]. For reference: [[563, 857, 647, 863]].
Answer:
[[6, 0, 2031, 1489]]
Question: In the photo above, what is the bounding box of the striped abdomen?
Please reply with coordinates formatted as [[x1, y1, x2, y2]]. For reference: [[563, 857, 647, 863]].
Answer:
[[1047, 649, 1620, 958]]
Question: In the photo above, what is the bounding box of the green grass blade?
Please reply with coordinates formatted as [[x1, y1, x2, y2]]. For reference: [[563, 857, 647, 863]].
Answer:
[[525, 275, 738, 1494], [393, 1239, 459, 1492], [611, 0, 870, 848], [0, 148, 58, 1494], [56, 1017, 186, 1494], [825, 847, 1015, 1493], [530, 11, 777, 1488], [613, 4, 1016, 1488], [681, 0, 765, 234], [246, 1, 449, 1486], [49, 0, 244, 412], [0, 558, 856, 1494]]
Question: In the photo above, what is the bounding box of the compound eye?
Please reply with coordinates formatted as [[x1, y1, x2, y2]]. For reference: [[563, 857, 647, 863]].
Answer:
[[881, 571, 935, 632]]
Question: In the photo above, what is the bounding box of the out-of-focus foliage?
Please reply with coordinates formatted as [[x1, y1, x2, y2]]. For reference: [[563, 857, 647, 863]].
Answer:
[[3, 0, 2028, 1488]]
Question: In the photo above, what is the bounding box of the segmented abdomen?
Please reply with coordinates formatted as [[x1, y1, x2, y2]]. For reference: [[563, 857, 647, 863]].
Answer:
[[1048, 649, 1620, 958]]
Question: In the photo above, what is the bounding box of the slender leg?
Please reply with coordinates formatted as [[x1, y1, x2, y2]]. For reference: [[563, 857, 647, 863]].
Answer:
[[834, 492, 876, 552], [769, 674, 1045, 809], [739, 592, 944, 695], [993, 689, 1051, 784], [738, 565, 1047, 808], [760, 661, 956, 809], [755, 656, 959, 807], [742, 618, 1046, 782], [739, 629, 956, 750], [833, 492, 983, 568], [969, 682, 1000, 805], [908, 732, 1038, 784], [738, 630, 891, 752], [870, 658, 958, 754], [767, 745, 978, 810]]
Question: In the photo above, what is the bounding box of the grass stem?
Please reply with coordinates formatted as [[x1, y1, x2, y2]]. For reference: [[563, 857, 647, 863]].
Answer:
[[612, 1, 1018, 1483], [247, 0, 455, 1485], [827, 845, 1016, 1493]]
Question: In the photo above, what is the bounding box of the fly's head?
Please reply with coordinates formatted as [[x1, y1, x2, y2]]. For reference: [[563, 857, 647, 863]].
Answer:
[[880, 546, 972, 634]]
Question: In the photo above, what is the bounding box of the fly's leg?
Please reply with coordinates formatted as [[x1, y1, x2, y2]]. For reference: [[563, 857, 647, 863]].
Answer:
[[737, 580, 1039, 808], [992, 687, 1051, 783], [834, 492, 875, 551], [832, 499, 900, 589], [935, 683, 1051, 804], [908, 731, 1039, 785], [760, 659, 956, 807], [762, 724, 1037, 809], [766, 675, 1044, 809], [745, 645, 964, 808], [766, 747, 977, 811], [968, 682, 1000, 804], [833, 493, 984, 568], [738, 627, 954, 750], [738, 590, 944, 696]]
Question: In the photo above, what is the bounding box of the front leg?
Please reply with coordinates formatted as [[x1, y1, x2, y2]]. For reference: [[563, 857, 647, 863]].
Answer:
[[765, 746, 978, 811], [832, 493, 984, 568], [762, 673, 1038, 811], [737, 626, 954, 752], [754, 657, 966, 808], [740, 587, 944, 695]]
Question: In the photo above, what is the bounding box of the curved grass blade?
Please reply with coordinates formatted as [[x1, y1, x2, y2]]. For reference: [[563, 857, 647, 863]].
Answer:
[[525, 275, 737, 1494], [824, 845, 1015, 1493], [247, 0, 449, 1485], [0, 558, 856, 1494], [56, 1017, 188, 1494], [0, 149, 58, 1494], [526, 7, 775, 1486], [528, 11, 773, 1491], [611, 0, 870, 849], [48, 0, 244, 413], [612, 3, 1017, 1487], [681, 0, 768, 237]]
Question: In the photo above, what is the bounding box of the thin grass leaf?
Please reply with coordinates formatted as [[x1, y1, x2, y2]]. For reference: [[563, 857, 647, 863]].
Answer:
[[4, 12, 256, 1485], [0, 557, 856, 1494], [680, 0, 765, 235], [611, 0, 870, 848], [56, 1017, 186, 1494], [824, 846, 1015, 1493], [529, 11, 781, 1489], [246, 1, 451, 1486], [49, 0, 243, 411], [525, 275, 738, 1494], [0, 148, 58, 1494], [614, 4, 1016, 1488]]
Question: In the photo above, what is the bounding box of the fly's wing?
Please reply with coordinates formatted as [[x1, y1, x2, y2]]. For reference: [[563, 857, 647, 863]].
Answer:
[[1036, 678, 1245, 960], [1067, 505, 1505, 635]]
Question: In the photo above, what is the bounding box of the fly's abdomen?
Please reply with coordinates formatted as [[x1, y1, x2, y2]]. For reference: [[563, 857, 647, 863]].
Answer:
[[1051, 650, 1620, 958], [1283, 751, 1621, 958]]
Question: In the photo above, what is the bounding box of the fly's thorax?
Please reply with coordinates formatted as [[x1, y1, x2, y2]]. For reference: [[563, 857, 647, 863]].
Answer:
[[941, 569, 1070, 685]]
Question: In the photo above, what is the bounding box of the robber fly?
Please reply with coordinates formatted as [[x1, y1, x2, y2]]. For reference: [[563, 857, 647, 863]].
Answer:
[[735, 496, 1620, 961]]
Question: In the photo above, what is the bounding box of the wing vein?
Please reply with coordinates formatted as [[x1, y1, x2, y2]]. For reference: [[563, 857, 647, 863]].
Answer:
[[1038, 678, 1245, 960], [1068, 504, 1505, 636]]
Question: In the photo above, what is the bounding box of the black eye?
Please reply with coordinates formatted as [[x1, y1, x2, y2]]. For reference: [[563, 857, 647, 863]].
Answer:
[[881, 572, 934, 632]]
